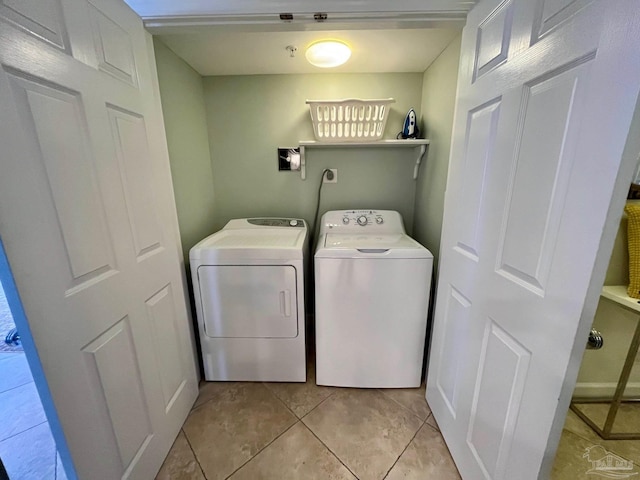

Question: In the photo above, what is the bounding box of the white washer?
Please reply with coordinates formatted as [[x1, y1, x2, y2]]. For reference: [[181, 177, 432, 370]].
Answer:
[[314, 210, 433, 388], [190, 218, 307, 382]]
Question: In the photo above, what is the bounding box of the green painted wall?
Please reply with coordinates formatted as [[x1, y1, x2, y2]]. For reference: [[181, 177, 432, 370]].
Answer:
[[154, 38, 216, 263], [202, 73, 424, 234], [413, 35, 462, 269]]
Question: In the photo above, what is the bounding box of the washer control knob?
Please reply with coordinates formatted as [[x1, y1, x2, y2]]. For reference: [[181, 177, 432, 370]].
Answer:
[[289, 220, 298, 226], [357, 215, 368, 226], [376, 216, 384, 224], [342, 217, 350, 225]]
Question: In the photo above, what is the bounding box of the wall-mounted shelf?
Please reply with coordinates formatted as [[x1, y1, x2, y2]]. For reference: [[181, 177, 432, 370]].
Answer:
[[298, 139, 430, 180], [601, 285, 640, 314]]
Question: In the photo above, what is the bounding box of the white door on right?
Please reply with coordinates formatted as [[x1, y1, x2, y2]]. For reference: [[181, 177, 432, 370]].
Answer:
[[427, 0, 640, 479]]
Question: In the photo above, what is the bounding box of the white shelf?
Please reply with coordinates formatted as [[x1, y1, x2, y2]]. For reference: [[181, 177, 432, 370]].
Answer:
[[601, 285, 640, 314], [298, 139, 430, 180], [299, 139, 430, 148]]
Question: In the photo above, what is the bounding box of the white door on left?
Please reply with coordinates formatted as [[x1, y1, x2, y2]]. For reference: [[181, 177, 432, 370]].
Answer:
[[0, 0, 198, 478]]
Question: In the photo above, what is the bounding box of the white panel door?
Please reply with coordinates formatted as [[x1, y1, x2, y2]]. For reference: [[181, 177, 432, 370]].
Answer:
[[426, 0, 640, 479], [0, 0, 198, 478]]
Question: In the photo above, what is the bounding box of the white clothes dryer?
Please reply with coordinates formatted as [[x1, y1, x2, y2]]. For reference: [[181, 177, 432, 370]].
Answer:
[[314, 210, 432, 388], [190, 218, 307, 382]]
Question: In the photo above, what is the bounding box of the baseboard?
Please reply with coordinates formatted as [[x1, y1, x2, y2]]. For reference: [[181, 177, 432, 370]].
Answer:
[[573, 381, 640, 398]]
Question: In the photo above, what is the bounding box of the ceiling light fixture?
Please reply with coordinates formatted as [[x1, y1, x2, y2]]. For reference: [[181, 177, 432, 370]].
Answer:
[[305, 40, 351, 68]]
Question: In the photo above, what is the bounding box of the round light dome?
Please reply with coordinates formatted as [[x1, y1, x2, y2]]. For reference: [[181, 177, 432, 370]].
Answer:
[[305, 41, 351, 68]]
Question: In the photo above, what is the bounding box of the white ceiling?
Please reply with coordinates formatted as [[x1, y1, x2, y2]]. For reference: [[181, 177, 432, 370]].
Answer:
[[157, 28, 462, 76], [123, 0, 470, 76]]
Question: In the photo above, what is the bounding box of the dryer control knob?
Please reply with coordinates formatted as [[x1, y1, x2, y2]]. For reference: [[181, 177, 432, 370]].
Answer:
[[376, 217, 384, 224], [357, 215, 368, 226], [342, 217, 350, 224], [289, 220, 298, 226]]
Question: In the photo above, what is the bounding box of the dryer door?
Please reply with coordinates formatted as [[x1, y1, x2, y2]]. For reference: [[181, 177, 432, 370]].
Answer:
[[197, 265, 298, 338]]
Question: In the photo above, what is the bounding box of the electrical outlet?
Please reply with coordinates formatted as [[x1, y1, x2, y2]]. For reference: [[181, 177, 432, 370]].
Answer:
[[324, 168, 338, 184]]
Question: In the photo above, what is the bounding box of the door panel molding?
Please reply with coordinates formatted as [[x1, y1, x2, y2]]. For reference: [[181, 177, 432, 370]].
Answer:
[[427, 1, 640, 478], [89, 3, 138, 86], [0, 0, 69, 51], [82, 317, 153, 471], [473, 0, 514, 82], [531, 0, 593, 44], [436, 285, 472, 418], [454, 97, 502, 261], [466, 319, 531, 480]]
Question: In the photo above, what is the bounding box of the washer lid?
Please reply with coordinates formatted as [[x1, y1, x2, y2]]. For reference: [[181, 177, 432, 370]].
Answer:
[[316, 234, 432, 259]]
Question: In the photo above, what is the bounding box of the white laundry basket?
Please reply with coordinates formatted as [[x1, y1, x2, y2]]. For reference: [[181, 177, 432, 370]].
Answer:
[[306, 98, 395, 142]]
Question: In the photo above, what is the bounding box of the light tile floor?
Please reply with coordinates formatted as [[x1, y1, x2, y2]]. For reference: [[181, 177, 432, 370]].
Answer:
[[156, 368, 460, 480], [0, 283, 68, 479], [160, 368, 640, 480], [552, 406, 640, 478], [0, 352, 68, 480]]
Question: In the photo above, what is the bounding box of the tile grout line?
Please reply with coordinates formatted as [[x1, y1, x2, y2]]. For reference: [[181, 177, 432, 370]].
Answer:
[[187, 381, 337, 479], [0, 378, 35, 396], [223, 419, 301, 480], [563, 426, 595, 445], [181, 427, 209, 480], [561, 413, 613, 447], [299, 388, 428, 479], [0, 352, 24, 357], [188, 392, 214, 415], [299, 421, 360, 480], [219, 383, 340, 477], [299, 389, 338, 421], [261, 382, 301, 419], [261, 380, 337, 421], [220, 385, 340, 479], [424, 413, 440, 433], [415, 416, 462, 478], [563, 426, 599, 446], [381, 418, 428, 480], [188, 382, 240, 415], [377, 389, 430, 423], [0, 419, 48, 443]]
